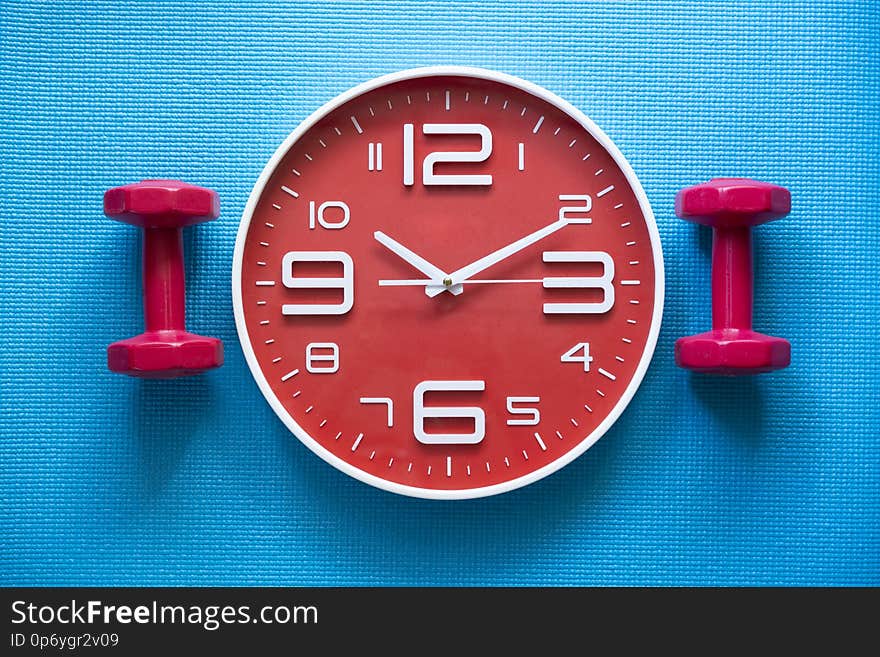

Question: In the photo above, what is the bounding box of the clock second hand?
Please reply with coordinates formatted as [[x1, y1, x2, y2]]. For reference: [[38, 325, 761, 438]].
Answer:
[[379, 278, 554, 286]]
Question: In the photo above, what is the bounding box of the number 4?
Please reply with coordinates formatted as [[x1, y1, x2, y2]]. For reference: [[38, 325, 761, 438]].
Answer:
[[561, 342, 593, 372]]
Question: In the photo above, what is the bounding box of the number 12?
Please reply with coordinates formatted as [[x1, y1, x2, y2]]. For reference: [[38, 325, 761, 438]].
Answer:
[[403, 123, 493, 187]]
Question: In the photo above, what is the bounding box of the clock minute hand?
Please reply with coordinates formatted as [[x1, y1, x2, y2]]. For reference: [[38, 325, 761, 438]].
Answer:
[[373, 231, 462, 296], [425, 220, 567, 298]]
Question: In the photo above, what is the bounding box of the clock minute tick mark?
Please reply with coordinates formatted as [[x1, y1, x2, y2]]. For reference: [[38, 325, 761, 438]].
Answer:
[[351, 433, 364, 451], [598, 368, 617, 381]]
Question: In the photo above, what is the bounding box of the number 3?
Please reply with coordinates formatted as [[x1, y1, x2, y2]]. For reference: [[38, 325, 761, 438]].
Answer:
[[542, 251, 615, 314]]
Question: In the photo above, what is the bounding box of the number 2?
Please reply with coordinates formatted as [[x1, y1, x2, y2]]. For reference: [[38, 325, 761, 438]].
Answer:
[[558, 194, 592, 223]]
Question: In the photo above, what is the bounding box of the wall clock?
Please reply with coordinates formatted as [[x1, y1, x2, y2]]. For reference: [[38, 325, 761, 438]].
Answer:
[[233, 67, 663, 499]]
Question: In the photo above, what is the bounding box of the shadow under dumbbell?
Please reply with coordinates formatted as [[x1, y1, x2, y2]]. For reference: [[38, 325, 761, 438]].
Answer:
[[133, 376, 216, 491], [688, 374, 765, 444]]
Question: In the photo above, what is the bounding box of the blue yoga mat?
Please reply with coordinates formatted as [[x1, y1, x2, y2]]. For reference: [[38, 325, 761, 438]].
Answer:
[[1, 1, 877, 585]]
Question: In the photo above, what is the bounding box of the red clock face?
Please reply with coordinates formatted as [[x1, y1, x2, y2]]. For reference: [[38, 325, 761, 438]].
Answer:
[[233, 68, 663, 498]]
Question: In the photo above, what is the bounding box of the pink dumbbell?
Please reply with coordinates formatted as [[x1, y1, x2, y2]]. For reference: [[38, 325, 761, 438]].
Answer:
[[104, 180, 223, 378], [675, 178, 791, 375]]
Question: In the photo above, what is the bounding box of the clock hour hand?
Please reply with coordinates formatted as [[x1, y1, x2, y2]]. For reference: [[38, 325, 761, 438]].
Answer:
[[373, 231, 463, 295], [425, 220, 567, 298]]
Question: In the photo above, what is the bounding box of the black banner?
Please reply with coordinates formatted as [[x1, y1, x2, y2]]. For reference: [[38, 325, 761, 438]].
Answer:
[[1, 587, 874, 653]]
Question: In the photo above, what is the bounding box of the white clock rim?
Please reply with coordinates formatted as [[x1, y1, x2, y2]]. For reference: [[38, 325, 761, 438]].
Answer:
[[232, 65, 665, 500]]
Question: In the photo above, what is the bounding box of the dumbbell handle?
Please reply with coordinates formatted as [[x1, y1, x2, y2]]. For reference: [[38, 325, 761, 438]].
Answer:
[[142, 226, 186, 332], [712, 226, 752, 331]]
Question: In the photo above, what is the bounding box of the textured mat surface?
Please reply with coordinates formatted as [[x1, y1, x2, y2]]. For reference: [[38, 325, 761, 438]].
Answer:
[[1, 1, 878, 585]]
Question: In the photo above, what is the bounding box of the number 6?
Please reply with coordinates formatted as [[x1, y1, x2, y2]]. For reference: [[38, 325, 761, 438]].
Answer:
[[413, 380, 486, 445]]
